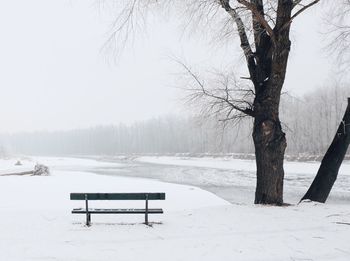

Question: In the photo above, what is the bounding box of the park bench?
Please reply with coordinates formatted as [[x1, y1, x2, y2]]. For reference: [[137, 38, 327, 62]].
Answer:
[[70, 192, 165, 226]]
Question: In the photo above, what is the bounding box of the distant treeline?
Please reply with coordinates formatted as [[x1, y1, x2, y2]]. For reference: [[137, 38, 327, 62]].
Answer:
[[0, 117, 252, 155], [0, 84, 349, 157]]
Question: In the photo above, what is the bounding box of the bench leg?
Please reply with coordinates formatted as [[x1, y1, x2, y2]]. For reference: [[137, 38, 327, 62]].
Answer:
[[85, 194, 91, 226], [86, 213, 91, 226], [145, 194, 149, 225]]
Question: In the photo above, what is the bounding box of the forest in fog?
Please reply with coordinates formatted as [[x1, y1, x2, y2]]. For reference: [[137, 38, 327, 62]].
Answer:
[[1, 84, 349, 157]]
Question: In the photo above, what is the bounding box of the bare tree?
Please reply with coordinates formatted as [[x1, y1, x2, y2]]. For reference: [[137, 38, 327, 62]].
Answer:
[[325, 1, 350, 66], [298, 2, 350, 202], [108, 0, 321, 205], [301, 98, 350, 203]]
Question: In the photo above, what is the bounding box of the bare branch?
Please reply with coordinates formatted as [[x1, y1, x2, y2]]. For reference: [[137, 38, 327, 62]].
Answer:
[[322, 0, 350, 66], [292, 0, 303, 8], [281, 0, 321, 31], [176, 60, 255, 119], [236, 0, 276, 43], [218, 0, 257, 84], [291, 0, 321, 20]]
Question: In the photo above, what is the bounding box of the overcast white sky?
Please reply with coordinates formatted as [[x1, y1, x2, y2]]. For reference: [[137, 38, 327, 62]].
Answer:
[[0, 0, 336, 133]]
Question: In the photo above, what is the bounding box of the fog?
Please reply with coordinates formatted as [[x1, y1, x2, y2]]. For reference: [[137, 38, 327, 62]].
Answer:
[[0, 85, 348, 157], [0, 1, 336, 132], [0, 1, 347, 157]]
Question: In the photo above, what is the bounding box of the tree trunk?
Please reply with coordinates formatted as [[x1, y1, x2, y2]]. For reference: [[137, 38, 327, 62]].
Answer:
[[253, 96, 287, 205], [301, 97, 350, 203], [249, 1, 292, 205]]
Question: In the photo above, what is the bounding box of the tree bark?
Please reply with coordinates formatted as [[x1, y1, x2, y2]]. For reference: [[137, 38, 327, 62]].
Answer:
[[301, 97, 350, 203], [252, 86, 287, 204], [253, 117, 287, 204], [250, 1, 292, 204]]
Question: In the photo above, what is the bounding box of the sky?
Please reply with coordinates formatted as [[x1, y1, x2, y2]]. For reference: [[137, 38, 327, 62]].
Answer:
[[0, 0, 337, 133]]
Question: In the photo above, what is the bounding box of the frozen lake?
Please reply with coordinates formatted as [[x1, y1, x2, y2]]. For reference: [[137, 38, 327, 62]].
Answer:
[[53, 156, 350, 205]]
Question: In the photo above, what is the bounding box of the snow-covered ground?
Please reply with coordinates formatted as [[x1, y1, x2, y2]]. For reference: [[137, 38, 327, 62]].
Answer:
[[0, 158, 35, 175], [1, 157, 350, 260]]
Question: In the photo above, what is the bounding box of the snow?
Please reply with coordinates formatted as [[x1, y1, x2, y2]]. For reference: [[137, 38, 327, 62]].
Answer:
[[0, 157, 123, 176], [0, 158, 35, 175], [1, 157, 350, 260]]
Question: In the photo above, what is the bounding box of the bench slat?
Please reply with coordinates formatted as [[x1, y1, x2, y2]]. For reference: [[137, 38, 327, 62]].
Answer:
[[72, 208, 163, 214], [70, 193, 165, 200]]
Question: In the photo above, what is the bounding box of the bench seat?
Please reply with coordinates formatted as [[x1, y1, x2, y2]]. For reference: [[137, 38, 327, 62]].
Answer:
[[72, 208, 164, 214]]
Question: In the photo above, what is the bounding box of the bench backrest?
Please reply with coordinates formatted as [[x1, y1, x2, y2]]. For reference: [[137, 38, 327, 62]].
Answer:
[[70, 193, 165, 200]]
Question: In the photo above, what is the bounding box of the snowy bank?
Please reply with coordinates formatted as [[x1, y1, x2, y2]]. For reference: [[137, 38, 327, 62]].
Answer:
[[0, 157, 350, 260]]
